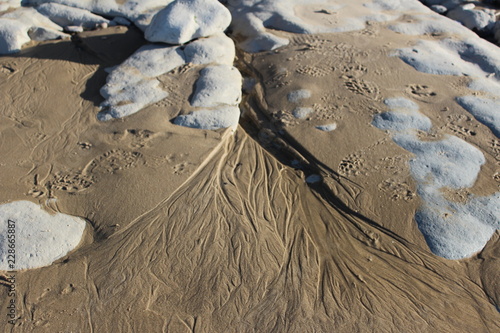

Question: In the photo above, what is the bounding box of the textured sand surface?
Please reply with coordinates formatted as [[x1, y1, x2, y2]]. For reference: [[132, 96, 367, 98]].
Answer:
[[1, 1, 500, 332]]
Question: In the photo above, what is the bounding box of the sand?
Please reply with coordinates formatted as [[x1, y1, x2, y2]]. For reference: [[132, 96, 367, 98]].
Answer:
[[1, 1, 500, 332]]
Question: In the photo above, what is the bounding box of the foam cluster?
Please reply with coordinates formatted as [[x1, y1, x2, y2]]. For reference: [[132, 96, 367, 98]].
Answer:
[[14, 0, 242, 130], [99, 0, 240, 129], [420, 0, 498, 41], [372, 98, 500, 259], [0, 201, 86, 271], [224, 0, 430, 52]]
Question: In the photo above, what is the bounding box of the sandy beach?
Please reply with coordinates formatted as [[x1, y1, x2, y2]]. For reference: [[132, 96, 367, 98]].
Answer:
[[1, 0, 500, 332]]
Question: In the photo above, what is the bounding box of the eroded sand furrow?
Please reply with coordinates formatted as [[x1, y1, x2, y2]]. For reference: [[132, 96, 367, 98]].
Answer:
[[11, 128, 491, 332]]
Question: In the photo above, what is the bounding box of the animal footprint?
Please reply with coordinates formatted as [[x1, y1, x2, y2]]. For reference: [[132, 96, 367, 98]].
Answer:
[[490, 139, 500, 161], [78, 142, 92, 150], [341, 64, 368, 78], [338, 153, 366, 176], [125, 129, 155, 148], [378, 178, 415, 201], [343, 78, 379, 100], [407, 84, 436, 97], [173, 162, 194, 175], [375, 155, 407, 176], [296, 65, 332, 77], [48, 172, 94, 193], [447, 124, 477, 137]]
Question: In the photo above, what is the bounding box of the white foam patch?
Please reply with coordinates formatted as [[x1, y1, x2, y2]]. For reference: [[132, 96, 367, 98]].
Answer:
[[373, 97, 499, 259], [144, 0, 231, 44], [316, 123, 337, 132], [287, 89, 311, 103], [0, 7, 65, 54], [372, 111, 432, 132], [396, 37, 500, 79], [28, 26, 68, 41], [99, 44, 185, 119], [389, 13, 476, 37], [226, 0, 429, 52], [0, 19, 32, 54], [416, 187, 499, 260], [99, 79, 170, 121], [183, 33, 235, 65], [393, 133, 485, 189], [384, 97, 419, 110], [173, 106, 240, 130], [99, 34, 235, 120], [373, 97, 432, 132], [35, 3, 110, 29], [190, 65, 242, 108], [292, 107, 313, 119], [0, 201, 86, 271], [26, 0, 175, 29], [447, 6, 496, 31], [456, 96, 500, 138], [0, 0, 21, 12], [468, 78, 500, 97]]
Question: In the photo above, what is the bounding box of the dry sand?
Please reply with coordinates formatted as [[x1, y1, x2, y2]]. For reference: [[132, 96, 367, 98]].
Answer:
[[0, 6, 500, 333]]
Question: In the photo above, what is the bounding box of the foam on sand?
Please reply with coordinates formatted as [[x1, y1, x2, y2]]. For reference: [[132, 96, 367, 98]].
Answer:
[[0, 7, 66, 54], [145, 0, 231, 44], [447, 5, 496, 32], [396, 37, 500, 79], [26, 0, 175, 28], [0, 0, 21, 12], [173, 106, 241, 130], [225, 0, 430, 52], [373, 97, 432, 132], [292, 107, 313, 119], [372, 97, 499, 259], [0, 201, 86, 271], [315, 123, 337, 132], [456, 96, 500, 138], [467, 77, 500, 97], [183, 33, 235, 65], [35, 3, 110, 29], [98, 43, 185, 120], [388, 13, 476, 36], [98, 33, 237, 121], [190, 65, 242, 108], [287, 89, 311, 103]]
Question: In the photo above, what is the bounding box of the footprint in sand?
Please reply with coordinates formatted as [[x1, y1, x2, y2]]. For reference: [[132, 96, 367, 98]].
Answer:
[[378, 178, 416, 201], [338, 153, 367, 177], [112, 129, 157, 149], [343, 77, 380, 100], [407, 84, 437, 98], [83, 149, 143, 175], [295, 65, 332, 77], [48, 172, 94, 194], [341, 64, 368, 78], [447, 123, 477, 138], [173, 162, 195, 175]]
